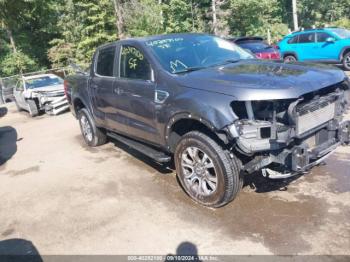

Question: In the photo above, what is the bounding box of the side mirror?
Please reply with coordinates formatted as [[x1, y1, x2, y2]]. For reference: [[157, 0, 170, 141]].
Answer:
[[326, 37, 335, 43]]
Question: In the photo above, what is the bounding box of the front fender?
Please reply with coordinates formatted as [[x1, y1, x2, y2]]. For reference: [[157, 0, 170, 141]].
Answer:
[[159, 87, 238, 145]]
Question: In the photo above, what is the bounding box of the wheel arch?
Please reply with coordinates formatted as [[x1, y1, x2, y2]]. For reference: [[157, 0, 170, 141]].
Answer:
[[282, 52, 298, 60], [73, 97, 87, 116], [340, 46, 350, 61], [165, 113, 230, 153]]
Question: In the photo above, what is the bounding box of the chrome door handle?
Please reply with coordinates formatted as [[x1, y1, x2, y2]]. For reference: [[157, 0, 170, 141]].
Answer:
[[114, 87, 123, 95]]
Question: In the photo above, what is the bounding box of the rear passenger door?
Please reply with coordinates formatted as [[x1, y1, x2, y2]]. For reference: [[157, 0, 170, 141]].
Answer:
[[89, 45, 118, 127], [296, 32, 316, 61]]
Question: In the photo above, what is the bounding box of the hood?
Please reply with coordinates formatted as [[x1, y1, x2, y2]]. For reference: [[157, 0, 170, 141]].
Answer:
[[175, 60, 347, 101], [29, 84, 64, 93]]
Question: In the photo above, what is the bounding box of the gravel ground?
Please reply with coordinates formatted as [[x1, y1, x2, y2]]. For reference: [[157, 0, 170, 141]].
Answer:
[[0, 100, 349, 258]]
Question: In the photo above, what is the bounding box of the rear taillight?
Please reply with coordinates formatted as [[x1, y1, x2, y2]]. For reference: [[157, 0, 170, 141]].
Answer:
[[64, 80, 68, 97]]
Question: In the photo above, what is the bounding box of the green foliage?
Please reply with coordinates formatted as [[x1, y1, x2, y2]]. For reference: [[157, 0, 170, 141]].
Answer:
[[0, 50, 39, 76], [2, 0, 350, 77], [123, 0, 163, 37]]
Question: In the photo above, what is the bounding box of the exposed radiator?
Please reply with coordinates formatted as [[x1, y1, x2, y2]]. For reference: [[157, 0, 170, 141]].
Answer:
[[296, 102, 335, 135]]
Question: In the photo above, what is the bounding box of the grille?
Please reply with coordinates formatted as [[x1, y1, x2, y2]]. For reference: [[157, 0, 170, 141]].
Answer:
[[296, 102, 335, 135]]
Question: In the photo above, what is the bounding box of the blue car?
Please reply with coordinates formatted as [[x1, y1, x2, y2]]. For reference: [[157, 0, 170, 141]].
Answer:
[[278, 27, 350, 70]]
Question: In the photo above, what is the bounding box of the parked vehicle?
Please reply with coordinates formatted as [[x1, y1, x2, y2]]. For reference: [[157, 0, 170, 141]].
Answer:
[[14, 74, 69, 117], [279, 27, 350, 70], [228, 36, 280, 60], [0, 78, 15, 104], [65, 33, 350, 207]]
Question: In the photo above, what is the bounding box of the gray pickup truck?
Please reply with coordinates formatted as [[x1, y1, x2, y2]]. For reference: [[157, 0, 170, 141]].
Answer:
[[65, 33, 350, 207]]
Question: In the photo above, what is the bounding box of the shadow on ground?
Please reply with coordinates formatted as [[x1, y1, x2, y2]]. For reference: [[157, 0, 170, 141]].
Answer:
[[165, 242, 201, 262], [0, 238, 42, 262], [0, 126, 18, 166], [0, 107, 8, 118]]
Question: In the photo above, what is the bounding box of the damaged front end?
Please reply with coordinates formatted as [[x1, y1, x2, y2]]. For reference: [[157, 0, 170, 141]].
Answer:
[[228, 80, 350, 179], [24, 89, 69, 115]]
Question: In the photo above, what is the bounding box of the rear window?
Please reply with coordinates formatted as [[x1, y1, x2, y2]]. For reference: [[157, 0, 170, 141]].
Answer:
[[238, 41, 271, 52], [96, 46, 116, 77]]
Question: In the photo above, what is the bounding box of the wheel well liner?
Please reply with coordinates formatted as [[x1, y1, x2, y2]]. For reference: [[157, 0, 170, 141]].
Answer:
[[166, 115, 228, 152], [73, 98, 86, 115]]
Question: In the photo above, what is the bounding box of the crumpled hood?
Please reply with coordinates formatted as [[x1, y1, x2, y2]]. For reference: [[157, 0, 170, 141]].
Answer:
[[175, 60, 347, 101], [29, 84, 64, 93]]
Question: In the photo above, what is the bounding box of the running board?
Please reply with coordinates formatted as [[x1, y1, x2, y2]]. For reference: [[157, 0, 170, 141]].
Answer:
[[107, 132, 171, 163]]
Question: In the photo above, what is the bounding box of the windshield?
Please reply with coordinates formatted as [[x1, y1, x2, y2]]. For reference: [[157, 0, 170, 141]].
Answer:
[[238, 41, 272, 52], [25, 76, 63, 89], [145, 35, 253, 74], [331, 28, 350, 39]]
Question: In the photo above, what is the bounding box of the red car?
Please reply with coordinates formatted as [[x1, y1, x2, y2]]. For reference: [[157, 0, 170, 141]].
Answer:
[[228, 36, 281, 60]]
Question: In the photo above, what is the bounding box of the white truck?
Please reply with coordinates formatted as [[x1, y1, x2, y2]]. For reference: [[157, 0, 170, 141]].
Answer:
[[13, 74, 69, 117]]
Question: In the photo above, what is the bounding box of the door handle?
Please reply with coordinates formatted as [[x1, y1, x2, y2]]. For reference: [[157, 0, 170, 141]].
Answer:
[[114, 87, 123, 95]]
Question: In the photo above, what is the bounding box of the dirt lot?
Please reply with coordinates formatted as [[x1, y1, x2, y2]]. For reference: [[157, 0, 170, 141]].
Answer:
[[0, 101, 349, 257]]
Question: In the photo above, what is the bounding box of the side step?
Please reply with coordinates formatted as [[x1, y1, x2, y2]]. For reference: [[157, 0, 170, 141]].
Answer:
[[107, 132, 171, 163]]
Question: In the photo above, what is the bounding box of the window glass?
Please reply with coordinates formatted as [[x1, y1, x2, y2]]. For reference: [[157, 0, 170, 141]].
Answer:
[[331, 28, 350, 39], [317, 32, 332, 42], [120, 45, 151, 80], [288, 35, 298, 44], [146, 35, 253, 74], [25, 76, 63, 89], [298, 33, 315, 43], [96, 46, 116, 77]]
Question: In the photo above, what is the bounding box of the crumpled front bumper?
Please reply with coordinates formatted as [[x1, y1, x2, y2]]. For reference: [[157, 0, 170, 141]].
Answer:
[[244, 120, 350, 179]]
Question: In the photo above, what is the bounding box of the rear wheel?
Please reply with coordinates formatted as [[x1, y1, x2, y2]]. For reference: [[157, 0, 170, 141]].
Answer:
[[175, 131, 242, 208], [342, 52, 350, 71], [284, 55, 297, 63], [78, 108, 107, 147], [27, 100, 38, 117]]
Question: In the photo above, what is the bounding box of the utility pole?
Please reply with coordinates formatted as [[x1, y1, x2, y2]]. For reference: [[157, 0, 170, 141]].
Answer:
[[292, 0, 299, 31], [212, 0, 218, 35]]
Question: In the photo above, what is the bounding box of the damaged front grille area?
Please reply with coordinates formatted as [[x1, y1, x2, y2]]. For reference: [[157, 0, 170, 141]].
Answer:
[[230, 80, 350, 179]]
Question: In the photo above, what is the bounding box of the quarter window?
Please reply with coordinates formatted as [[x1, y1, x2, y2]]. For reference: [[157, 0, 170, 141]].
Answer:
[[120, 45, 152, 81], [317, 32, 332, 42], [298, 33, 315, 43], [96, 46, 116, 77]]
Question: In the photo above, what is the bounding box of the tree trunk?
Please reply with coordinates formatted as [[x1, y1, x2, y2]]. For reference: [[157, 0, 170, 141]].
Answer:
[[112, 0, 125, 39], [5, 26, 17, 53], [212, 0, 217, 35]]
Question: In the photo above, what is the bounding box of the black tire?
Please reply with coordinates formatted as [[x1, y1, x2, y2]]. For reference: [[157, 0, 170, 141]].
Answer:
[[175, 131, 241, 208], [27, 100, 38, 117], [78, 108, 107, 147], [342, 52, 350, 71], [284, 55, 297, 63]]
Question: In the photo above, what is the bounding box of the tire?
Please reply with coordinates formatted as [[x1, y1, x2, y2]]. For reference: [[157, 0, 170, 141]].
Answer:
[[342, 52, 350, 71], [174, 131, 242, 208], [284, 55, 297, 63], [78, 108, 107, 147], [27, 100, 38, 117]]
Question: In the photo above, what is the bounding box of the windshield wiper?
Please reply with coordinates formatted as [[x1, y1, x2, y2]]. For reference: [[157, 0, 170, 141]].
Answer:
[[174, 66, 206, 74]]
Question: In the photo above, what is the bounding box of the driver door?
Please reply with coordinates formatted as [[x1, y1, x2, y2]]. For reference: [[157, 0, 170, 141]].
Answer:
[[14, 80, 26, 108]]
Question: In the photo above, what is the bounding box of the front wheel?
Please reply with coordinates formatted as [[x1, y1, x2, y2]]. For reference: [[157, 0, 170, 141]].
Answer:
[[27, 100, 38, 117], [342, 52, 350, 71], [175, 131, 242, 208], [78, 108, 107, 147]]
